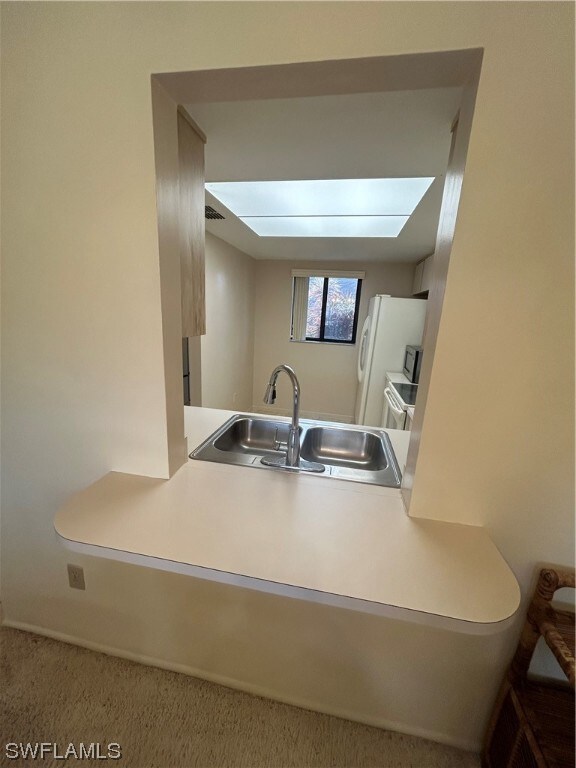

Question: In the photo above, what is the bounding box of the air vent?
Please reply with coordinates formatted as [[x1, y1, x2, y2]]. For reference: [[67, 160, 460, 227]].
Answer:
[[205, 205, 225, 220]]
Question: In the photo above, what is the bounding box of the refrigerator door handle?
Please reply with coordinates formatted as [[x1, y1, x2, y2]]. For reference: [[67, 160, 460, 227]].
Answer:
[[357, 317, 370, 382]]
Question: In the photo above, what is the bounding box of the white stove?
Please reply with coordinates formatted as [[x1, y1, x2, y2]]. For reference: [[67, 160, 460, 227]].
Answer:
[[382, 372, 418, 430]]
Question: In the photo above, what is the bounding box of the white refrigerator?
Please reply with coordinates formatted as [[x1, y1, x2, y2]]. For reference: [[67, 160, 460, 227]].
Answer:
[[354, 295, 427, 427]]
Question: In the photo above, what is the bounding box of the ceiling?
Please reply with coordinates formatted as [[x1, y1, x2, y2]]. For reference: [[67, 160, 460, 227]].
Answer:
[[185, 87, 461, 263]]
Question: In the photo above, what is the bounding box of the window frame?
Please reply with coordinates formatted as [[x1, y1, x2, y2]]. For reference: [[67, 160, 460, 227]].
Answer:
[[290, 266, 366, 346], [304, 276, 363, 345]]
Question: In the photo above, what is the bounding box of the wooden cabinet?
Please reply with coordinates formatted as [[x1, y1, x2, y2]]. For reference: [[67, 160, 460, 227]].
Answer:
[[177, 108, 206, 338], [412, 254, 434, 295], [421, 256, 433, 293], [412, 261, 424, 295]]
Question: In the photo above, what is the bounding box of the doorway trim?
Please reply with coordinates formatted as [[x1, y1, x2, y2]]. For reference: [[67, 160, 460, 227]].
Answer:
[[150, 48, 483, 511]]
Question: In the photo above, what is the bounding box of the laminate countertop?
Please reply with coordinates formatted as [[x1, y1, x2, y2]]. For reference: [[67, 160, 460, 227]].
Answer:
[[55, 407, 520, 635]]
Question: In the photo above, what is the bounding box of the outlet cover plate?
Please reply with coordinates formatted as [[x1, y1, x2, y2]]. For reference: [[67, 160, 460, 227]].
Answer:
[[67, 564, 86, 590]]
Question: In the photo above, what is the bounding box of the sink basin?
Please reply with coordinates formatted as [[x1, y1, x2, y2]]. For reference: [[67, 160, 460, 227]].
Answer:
[[213, 417, 298, 456], [190, 415, 401, 488], [300, 426, 388, 471]]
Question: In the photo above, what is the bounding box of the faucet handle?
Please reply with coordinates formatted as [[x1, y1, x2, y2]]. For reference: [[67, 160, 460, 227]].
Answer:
[[273, 427, 288, 452]]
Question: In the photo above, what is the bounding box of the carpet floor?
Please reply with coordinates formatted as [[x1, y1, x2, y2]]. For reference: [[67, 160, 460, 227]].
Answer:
[[0, 627, 481, 768]]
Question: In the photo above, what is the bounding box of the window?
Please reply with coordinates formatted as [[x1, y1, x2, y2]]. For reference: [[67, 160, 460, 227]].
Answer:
[[291, 271, 363, 344]]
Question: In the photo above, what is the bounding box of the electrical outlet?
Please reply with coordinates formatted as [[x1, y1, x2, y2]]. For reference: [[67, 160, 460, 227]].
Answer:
[[232, 392, 238, 404], [67, 564, 85, 590]]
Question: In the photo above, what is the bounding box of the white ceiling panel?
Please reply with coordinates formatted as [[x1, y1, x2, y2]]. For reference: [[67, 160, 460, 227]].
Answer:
[[185, 88, 461, 262]]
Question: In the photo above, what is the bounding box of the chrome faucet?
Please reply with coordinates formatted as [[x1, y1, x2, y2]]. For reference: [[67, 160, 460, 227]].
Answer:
[[263, 364, 301, 466]]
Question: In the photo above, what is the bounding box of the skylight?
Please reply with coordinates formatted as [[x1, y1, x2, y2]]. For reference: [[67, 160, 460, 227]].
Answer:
[[239, 216, 409, 238], [205, 178, 434, 238]]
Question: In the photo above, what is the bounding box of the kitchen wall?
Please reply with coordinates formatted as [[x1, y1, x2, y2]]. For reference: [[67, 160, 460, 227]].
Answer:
[[252, 260, 414, 421], [200, 249, 414, 420], [1, 1, 573, 752], [201, 233, 255, 411]]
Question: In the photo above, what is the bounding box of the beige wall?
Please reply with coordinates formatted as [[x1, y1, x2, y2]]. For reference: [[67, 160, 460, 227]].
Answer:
[[252, 260, 414, 421], [202, 233, 255, 411], [1, 1, 574, 751]]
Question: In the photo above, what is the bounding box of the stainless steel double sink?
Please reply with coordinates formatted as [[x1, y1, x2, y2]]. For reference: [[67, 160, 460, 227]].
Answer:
[[189, 414, 401, 488]]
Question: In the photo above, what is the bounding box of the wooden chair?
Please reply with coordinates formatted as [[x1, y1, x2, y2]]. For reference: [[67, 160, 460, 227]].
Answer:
[[483, 566, 575, 768]]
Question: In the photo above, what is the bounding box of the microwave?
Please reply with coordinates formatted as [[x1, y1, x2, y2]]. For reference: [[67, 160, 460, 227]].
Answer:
[[403, 345, 423, 384]]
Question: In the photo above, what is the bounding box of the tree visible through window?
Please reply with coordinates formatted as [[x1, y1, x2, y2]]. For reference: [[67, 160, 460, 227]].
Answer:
[[298, 276, 362, 343]]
